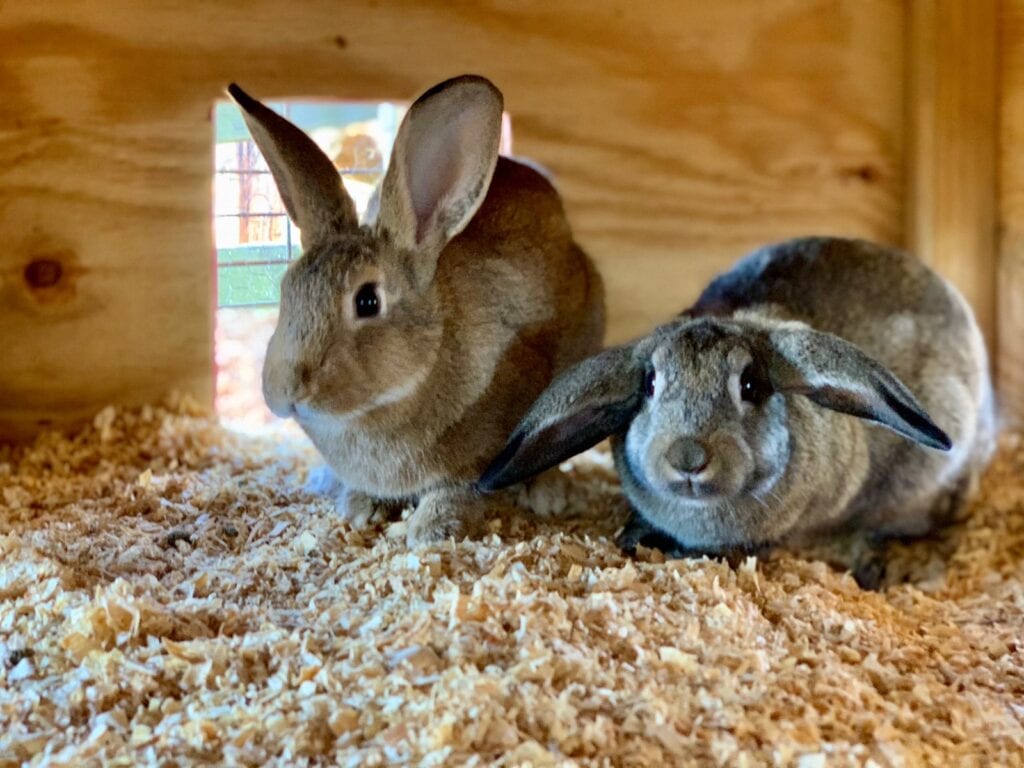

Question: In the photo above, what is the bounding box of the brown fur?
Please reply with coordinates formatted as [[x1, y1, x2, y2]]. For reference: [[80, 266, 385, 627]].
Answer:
[[231, 77, 604, 544]]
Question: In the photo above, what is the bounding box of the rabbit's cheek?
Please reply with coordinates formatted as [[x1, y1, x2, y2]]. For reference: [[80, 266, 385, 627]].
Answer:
[[624, 424, 673, 492], [745, 399, 791, 492], [711, 437, 757, 498]]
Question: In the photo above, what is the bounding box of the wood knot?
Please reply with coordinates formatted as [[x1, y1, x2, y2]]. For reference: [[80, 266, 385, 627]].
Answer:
[[843, 164, 881, 184], [24, 258, 63, 289], [14, 249, 79, 309]]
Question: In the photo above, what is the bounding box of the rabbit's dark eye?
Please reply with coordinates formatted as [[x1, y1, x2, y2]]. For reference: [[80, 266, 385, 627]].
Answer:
[[354, 283, 380, 319], [740, 363, 773, 405], [644, 367, 656, 398]]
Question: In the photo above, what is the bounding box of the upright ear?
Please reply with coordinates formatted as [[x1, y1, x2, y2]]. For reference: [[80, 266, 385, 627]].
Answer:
[[227, 83, 358, 249], [767, 325, 952, 450], [376, 75, 503, 264], [479, 343, 647, 491]]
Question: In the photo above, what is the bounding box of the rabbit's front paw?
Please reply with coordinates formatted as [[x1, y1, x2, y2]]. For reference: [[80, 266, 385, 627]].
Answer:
[[616, 512, 660, 553], [304, 464, 344, 496], [616, 513, 695, 559], [406, 491, 486, 547], [305, 467, 384, 529], [336, 490, 385, 529]]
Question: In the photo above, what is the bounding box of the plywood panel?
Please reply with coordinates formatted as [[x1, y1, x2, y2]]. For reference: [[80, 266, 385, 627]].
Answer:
[[1000, 0, 1024, 426], [906, 0, 998, 350], [0, 118, 215, 440], [0, 0, 905, 438]]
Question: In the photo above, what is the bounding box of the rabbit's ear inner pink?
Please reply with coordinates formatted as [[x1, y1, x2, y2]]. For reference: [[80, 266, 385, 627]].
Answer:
[[376, 75, 503, 268], [479, 344, 645, 491], [228, 83, 358, 249], [767, 326, 952, 451]]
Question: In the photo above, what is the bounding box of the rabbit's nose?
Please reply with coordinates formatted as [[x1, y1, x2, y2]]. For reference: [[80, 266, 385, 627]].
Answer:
[[666, 438, 710, 475]]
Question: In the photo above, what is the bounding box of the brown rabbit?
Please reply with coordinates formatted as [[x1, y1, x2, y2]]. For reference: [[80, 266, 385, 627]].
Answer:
[[228, 76, 604, 545]]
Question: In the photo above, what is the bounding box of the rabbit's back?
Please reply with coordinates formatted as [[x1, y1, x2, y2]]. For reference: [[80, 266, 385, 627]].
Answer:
[[690, 238, 955, 345], [439, 156, 604, 374]]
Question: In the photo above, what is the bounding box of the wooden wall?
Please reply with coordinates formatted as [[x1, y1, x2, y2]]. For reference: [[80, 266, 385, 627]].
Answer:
[[907, 0, 998, 353], [0, 0, 1012, 438], [1001, 0, 1024, 425]]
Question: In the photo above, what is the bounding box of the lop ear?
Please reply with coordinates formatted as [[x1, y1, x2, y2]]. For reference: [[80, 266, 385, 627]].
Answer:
[[376, 75, 503, 269], [479, 343, 646, 491], [227, 83, 358, 249], [767, 325, 952, 450]]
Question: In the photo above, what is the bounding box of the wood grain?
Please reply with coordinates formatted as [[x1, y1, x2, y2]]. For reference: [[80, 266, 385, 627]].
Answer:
[[0, 0, 905, 438], [1000, 0, 1024, 427], [905, 0, 998, 349]]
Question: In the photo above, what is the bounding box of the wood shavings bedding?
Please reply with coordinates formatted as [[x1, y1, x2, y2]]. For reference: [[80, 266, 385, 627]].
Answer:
[[1, 400, 1022, 767]]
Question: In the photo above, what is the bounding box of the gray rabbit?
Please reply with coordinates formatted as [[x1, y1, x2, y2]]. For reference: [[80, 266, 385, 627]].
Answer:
[[480, 237, 995, 587]]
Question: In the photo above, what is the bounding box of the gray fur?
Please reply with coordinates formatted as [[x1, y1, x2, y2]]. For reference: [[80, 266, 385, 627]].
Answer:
[[482, 237, 995, 584]]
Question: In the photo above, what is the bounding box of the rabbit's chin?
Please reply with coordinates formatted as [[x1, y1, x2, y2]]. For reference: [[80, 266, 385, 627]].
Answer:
[[648, 466, 752, 505], [664, 479, 728, 504], [293, 401, 375, 427], [293, 403, 336, 424]]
